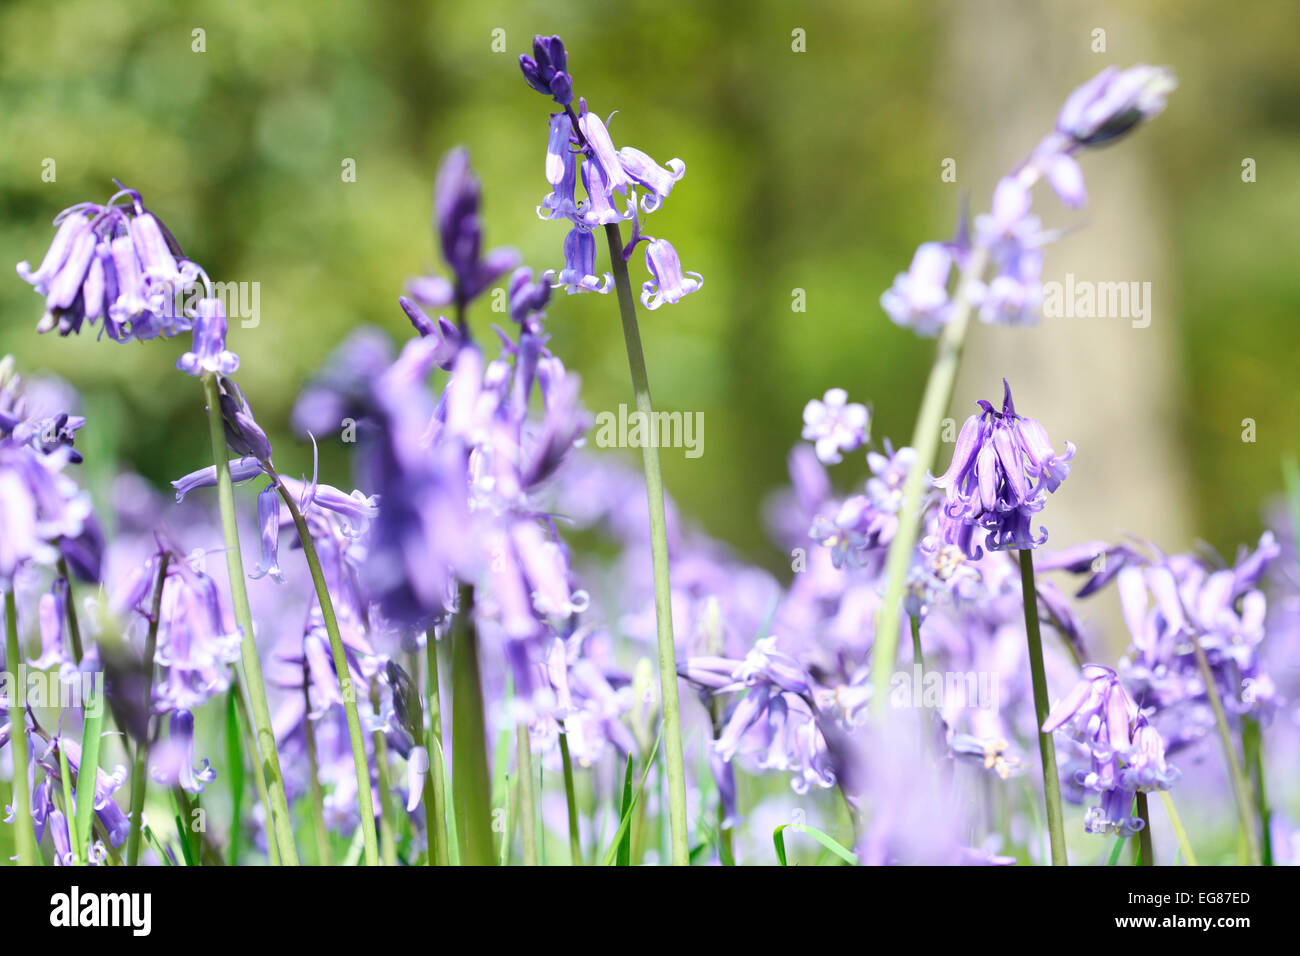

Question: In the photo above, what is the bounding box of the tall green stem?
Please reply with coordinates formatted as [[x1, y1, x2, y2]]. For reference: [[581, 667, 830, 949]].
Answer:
[[126, 552, 170, 866], [4, 590, 39, 865], [558, 723, 582, 865], [1189, 632, 1261, 865], [871, 247, 989, 714], [1242, 717, 1272, 865], [450, 584, 495, 865], [199, 373, 299, 865], [56, 557, 84, 663], [1019, 549, 1068, 865], [423, 631, 449, 866], [301, 660, 331, 866], [369, 676, 397, 867], [516, 724, 538, 866], [1135, 791, 1154, 866], [603, 221, 689, 866], [274, 480, 379, 866]]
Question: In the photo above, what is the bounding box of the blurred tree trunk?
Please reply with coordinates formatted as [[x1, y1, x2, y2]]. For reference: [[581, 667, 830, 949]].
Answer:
[[944, 2, 1191, 651]]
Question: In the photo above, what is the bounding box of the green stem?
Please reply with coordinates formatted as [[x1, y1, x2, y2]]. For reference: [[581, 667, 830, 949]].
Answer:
[[603, 221, 689, 866], [423, 631, 448, 866], [199, 373, 299, 865], [1135, 791, 1154, 866], [56, 557, 84, 663], [1018, 548, 1068, 865], [369, 676, 397, 867], [230, 680, 276, 865], [1158, 790, 1198, 866], [73, 679, 105, 866], [126, 551, 170, 866], [5, 590, 39, 864], [274, 478, 379, 866], [871, 246, 989, 714], [516, 724, 538, 866], [450, 584, 495, 865], [1189, 632, 1261, 865], [1242, 717, 1272, 865], [57, 739, 81, 864], [301, 660, 331, 867], [558, 722, 582, 866]]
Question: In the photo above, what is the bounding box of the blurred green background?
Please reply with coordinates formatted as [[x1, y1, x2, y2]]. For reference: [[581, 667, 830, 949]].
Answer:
[[2, 0, 1297, 576]]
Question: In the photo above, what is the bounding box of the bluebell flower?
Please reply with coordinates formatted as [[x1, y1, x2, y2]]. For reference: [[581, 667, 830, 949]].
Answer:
[[932, 380, 1074, 558], [177, 298, 239, 377], [1056, 65, 1176, 148], [548, 227, 612, 294], [16, 186, 204, 342], [640, 238, 702, 310], [880, 242, 957, 337], [801, 388, 870, 465], [519, 35, 574, 106]]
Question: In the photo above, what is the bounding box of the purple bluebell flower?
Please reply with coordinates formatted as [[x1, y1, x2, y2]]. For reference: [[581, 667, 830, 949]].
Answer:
[[880, 242, 956, 337], [250, 483, 283, 582], [0, 439, 93, 585], [640, 238, 702, 311], [414, 149, 521, 313], [801, 388, 870, 465], [28, 579, 78, 682], [171, 456, 265, 501], [1056, 65, 1177, 148], [150, 710, 216, 794], [151, 555, 244, 714], [519, 35, 574, 106], [36, 735, 131, 848], [810, 444, 915, 570], [521, 36, 702, 311], [215, 376, 272, 462], [618, 147, 686, 214], [177, 298, 239, 377], [548, 227, 612, 295], [1043, 663, 1179, 836], [881, 67, 1175, 337], [932, 380, 1074, 558], [291, 327, 396, 437], [16, 186, 205, 342]]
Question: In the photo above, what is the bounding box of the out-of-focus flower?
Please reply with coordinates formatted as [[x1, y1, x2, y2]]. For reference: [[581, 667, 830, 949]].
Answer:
[[409, 149, 521, 312], [1056, 65, 1177, 148], [801, 389, 870, 466]]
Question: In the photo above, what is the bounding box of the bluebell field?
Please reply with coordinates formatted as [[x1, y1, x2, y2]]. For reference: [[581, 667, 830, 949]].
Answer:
[[1, 31, 1297, 870]]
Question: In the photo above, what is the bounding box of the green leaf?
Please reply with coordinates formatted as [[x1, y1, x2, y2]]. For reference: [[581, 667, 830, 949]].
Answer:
[[1107, 834, 1128, 866], [772, 823, 858, 866], [225, 688, 246, 866], [616, 754, 635, 867], [601, 730, 662, 866], [431, 736, 460, 866]]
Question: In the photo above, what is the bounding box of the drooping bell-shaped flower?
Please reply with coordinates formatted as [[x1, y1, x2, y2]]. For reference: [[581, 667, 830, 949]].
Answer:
[[640, 238, 701, 310], [932, 380, 1074, 558], [177, 298, 239, 377], [549, 227, 613, 295]]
